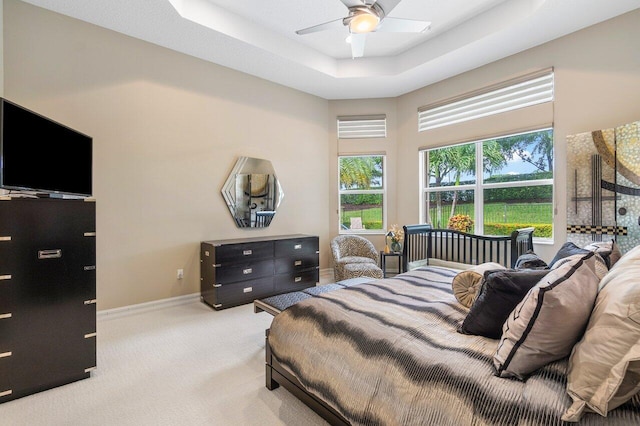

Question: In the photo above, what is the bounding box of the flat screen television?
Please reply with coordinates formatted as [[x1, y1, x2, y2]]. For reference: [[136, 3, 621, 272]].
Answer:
[[0, 98, 93, 197]]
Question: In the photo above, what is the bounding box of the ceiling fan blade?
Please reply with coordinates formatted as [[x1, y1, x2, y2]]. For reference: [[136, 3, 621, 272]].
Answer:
[[375, 0, 402, 15], [350, 33, 367, 58], [376, 17, 431, 33], [338, 0, 368, 8], [296, 18, 345, 35]]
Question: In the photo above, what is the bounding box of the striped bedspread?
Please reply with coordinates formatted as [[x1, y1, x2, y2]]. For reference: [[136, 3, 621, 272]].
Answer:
[[268, 267, 640, 425]]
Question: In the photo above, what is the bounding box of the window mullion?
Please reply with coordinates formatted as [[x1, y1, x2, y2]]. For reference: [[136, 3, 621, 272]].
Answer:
[[476, 141, 484, 235]]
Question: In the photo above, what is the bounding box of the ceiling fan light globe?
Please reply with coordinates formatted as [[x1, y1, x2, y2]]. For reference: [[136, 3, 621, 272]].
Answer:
[[349, 13, 380, 34]]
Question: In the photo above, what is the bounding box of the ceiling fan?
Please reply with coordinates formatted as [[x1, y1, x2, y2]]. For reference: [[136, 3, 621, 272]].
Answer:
[[295, 0, 431, 58]]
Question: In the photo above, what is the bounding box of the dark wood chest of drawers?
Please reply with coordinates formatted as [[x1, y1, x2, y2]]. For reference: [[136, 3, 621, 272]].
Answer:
[[200, 235, 319, 310], [0, 198, 96, 403]]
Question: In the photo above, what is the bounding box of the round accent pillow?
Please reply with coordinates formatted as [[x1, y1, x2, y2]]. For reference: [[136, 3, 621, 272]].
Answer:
[[452, 262, 506, 308]]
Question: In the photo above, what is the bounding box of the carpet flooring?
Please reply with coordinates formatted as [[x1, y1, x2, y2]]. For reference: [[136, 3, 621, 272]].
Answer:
[[0, 300, 328, 426]]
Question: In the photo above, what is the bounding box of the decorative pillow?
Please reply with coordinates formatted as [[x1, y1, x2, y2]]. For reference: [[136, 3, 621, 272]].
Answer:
[[493, 252, 599, 380], [552, 252, 608, 281], [562, 244, 640, 422], [459, 269, 550, 339], [583, 240, 622, 269], [451, 262, 505, 308], [548, 242, 590, 268], [514, 250, 548, 270]]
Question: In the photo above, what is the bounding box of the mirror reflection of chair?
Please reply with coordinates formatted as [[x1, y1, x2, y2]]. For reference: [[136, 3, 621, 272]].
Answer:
[[331, 235, 383, 281], [255, 211, 275, 227]]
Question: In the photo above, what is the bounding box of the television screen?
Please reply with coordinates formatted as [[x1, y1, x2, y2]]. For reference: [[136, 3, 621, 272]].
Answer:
[[0, 98, 92, 197]]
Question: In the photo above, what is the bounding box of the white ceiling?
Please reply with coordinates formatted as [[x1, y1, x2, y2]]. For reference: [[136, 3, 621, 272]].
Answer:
[[20, 0, 640, 100]]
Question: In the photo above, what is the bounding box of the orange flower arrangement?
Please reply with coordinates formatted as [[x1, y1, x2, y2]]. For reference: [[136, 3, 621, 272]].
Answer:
[[448, 214, 473, 232]]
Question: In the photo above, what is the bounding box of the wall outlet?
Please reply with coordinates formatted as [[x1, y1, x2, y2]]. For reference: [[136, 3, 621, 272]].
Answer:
[[177, 268, 184, 280]]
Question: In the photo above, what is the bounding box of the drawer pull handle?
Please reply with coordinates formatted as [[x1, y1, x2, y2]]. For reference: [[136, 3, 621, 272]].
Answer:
[[84, 332, 97, 339], [243, 268, 253, 275], [0, 352, 12, 359], [84, 265, 96, 271], [294, 244, 302, 250], [243, 250, 253, 256], [213, 284, 222, 288], [295, 276, 302, 283], [38, 249, 62, 259], [0, 390, 12, 398], [84, 299, 97, 305], [84, 232, 96, 237], [0, 313, 12, 320], [294, 260, 302, 266], [243, 287, 253, 293], [0, 275, 11, 280], [0, 236, 11, 242], [204, 251, 210, 257]]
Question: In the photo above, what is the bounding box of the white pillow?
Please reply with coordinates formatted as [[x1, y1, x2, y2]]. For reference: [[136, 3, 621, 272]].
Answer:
[[563, 244, 640, 422]]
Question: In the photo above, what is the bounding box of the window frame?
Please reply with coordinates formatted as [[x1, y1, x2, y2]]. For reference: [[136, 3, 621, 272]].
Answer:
[[420, 128, 554, 241], [338, 154, 387, 235]]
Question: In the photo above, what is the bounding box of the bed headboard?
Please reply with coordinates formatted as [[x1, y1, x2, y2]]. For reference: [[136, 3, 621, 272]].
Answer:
[[402, 225, 534, 271]]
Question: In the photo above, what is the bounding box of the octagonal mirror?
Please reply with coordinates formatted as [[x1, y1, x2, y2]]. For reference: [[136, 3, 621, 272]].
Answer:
[[222, 156, 284, 228]]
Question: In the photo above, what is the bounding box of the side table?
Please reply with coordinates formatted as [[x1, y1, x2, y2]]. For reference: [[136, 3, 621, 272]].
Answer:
[[380, 251, 404, 278]]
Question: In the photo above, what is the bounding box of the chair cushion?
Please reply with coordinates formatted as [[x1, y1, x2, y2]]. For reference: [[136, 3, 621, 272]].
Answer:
[[337, 256, 376, 265], [342, 263, 383, 279]]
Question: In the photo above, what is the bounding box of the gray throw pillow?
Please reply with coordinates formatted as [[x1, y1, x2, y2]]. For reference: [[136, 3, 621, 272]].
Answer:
[[548, 241, 590, 268], [493, 252, 600, 380], [514, 251, 548, 270], [459, 269, 550, 339]]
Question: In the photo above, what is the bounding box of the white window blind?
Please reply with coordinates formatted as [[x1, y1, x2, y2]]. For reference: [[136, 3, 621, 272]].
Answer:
[[418, 69, 554, 132], [338, 115, 387, 139]]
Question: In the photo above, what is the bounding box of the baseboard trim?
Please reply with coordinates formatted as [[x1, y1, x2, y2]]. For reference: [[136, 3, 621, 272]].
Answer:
[[319, 267, 334, 284], [98, 293, 200, 321], [98, 269, 335, 321]]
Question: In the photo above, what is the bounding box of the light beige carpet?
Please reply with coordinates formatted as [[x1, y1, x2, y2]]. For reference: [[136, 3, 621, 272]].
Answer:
[[0, 300, 327, 426]]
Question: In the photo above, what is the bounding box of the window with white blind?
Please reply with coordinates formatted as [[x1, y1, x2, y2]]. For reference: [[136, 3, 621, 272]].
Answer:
[[338, 115, 387, 139], [418, 69, 554, 131]]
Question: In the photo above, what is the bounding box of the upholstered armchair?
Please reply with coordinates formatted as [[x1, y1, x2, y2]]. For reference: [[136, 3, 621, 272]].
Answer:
[[330, 235, 383, 282]]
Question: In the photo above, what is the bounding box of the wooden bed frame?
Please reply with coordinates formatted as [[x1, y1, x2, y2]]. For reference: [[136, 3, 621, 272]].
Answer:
[[265, 225, 536, 425], [402, 225, 535, 272]]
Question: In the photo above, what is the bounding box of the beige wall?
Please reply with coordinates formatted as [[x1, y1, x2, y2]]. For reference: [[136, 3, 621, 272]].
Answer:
[[330, 8, 640, 262], [3, 0, 330, 310]]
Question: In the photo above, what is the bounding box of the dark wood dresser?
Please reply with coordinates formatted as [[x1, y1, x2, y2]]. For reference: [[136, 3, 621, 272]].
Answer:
[[0, 197, 96, 403], [200, 234, 319, 310]]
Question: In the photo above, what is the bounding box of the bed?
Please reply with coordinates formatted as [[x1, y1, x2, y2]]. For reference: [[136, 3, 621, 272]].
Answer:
[[262, 228, 640, 425]]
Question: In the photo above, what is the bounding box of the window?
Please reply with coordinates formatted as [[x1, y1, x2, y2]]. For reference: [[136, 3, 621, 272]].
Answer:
[[339, 155, 385, 233], [421, 129, 553, 239]]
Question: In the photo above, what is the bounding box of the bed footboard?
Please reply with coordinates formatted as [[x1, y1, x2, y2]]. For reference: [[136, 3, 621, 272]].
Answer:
[[265, 330, 349, 425], [402, 225, 534, 271]]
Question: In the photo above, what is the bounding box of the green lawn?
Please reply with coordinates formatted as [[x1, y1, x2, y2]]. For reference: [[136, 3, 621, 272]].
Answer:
[[341, 203, 553, 236]]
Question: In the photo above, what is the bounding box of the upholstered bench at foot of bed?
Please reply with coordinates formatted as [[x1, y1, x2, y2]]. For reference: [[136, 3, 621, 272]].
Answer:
[[254, 278, 377, 316]]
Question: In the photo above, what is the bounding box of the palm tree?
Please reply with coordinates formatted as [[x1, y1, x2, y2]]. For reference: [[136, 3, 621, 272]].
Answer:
[[339, 156, 382, 190]]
